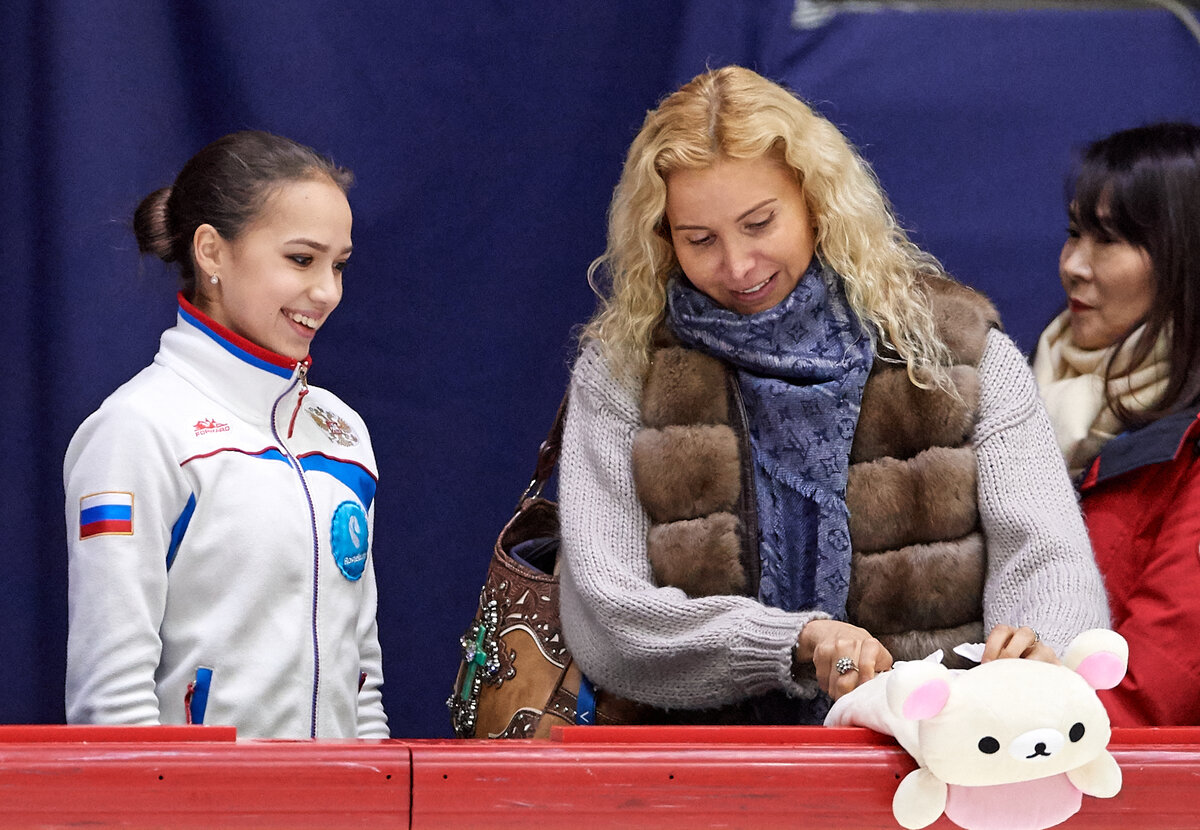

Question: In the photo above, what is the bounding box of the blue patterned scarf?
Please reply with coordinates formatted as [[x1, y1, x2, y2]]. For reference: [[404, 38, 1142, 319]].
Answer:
[[666, 260, 874, 618]]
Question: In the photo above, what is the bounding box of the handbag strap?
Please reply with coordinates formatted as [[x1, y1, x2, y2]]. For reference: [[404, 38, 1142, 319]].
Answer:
[[517, 391, 569, 509]]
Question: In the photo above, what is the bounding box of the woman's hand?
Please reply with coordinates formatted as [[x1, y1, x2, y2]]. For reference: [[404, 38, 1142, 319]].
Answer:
[[796, 619, 893, 700], [981, 624, 1059, 664]]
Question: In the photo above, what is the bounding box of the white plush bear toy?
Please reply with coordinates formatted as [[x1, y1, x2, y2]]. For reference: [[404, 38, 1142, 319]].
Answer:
[[825, 629, 1128, 830]]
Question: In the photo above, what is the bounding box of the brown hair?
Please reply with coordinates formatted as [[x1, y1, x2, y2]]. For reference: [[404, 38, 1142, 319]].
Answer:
[[133, 130, 353, 294]]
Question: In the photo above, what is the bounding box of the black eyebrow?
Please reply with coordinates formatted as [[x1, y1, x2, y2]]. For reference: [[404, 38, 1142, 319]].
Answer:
[[286, 238, 353, 255]]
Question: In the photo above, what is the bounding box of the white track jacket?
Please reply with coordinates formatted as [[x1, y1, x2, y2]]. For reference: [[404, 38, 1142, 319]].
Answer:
[[65, 296, 388, 739]]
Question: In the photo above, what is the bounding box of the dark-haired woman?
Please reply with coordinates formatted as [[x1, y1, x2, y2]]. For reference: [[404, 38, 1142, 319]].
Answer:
[[64, 131, 388, 739], [1034, 122, 1200, 725]]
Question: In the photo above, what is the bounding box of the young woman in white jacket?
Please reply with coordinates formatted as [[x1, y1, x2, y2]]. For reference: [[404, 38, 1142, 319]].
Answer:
[[64, 131, 388, 739]]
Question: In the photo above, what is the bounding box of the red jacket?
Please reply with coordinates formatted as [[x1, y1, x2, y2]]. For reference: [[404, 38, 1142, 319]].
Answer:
[[1079, 408, 1200, 726]]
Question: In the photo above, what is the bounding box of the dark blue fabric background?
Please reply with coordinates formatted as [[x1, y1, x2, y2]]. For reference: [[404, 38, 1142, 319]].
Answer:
[[3, 1, 1197, 737]]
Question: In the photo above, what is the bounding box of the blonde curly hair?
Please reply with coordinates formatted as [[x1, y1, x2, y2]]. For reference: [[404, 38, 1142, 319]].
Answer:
[[583, 65, 953, 386]]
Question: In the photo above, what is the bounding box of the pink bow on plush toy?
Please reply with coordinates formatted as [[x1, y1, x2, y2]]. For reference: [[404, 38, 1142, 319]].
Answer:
[[825, 629, 1128, 830]]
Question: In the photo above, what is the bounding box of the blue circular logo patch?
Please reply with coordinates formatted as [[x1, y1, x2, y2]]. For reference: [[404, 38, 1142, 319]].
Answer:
[[330, 500, 369, 581]]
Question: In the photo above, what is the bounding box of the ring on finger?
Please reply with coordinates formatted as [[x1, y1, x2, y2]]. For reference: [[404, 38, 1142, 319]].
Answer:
[[835, 656, 858, 675]]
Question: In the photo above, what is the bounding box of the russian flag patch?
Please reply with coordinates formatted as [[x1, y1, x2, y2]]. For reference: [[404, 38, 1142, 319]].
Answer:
[[79, 491, 134, 539]]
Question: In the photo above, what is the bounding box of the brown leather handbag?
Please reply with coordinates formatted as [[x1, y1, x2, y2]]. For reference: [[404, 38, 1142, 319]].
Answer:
[[447, 397, 641, 738]]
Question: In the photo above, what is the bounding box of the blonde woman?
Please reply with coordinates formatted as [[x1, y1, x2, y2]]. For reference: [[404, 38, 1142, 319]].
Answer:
[[558, 66, 1107, 724]]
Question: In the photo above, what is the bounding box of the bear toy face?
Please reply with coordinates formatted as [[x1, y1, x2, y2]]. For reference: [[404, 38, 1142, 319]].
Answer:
[[917, 658, 1112, 787], [827, 629, 1127, 830]]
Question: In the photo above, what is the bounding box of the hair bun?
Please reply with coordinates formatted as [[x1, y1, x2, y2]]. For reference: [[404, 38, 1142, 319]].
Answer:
[[133, 186, 177, 263]]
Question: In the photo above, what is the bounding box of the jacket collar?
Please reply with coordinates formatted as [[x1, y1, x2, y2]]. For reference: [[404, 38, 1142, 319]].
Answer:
[[154, 293, 311, 427], [1080, 405, 1200, 490]]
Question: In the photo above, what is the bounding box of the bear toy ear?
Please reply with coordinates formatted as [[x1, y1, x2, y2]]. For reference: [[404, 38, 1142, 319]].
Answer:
[[886, 661, 951, 721], [1062, 629, 1129, 690]]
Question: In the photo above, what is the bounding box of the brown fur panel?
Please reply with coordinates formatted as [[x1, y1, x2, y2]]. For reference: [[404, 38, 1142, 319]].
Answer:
[[846, 532, 985, 633], [632, 425, 741, 523], [647, 513, 748, 597], [850, 364, 980, 463], [878, 621, 986, 668], [642, 347, 730, 429], [922, 275, 1001, 366], [846, 446, 978, 553], [650, 323, 681, 350]]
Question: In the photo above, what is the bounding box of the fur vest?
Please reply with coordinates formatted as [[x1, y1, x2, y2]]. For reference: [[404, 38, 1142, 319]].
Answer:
[[632, 275, 1001, 665]]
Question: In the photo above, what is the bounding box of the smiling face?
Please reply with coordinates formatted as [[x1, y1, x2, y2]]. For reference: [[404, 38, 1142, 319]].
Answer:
[[665, 155, 816, 315], [1059, 204, 1155, 351], [194, 177, 352, 360]]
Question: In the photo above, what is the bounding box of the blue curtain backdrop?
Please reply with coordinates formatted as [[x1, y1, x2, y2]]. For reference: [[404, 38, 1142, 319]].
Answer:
[[3, 1, 1198, 738]]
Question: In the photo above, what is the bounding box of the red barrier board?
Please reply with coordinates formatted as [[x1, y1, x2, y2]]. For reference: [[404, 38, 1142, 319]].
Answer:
[[413, 726, 1200, 829], [0, 728, 408, 828], [0, 725, 1197, 829]]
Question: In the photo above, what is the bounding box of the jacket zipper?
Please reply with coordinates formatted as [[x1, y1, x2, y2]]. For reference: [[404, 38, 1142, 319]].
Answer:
[[272, 369, 322, 738], [287, 364, 309, 439]]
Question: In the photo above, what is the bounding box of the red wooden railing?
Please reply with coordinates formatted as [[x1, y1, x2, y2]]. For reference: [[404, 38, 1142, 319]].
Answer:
[[1, 725, 1197, 828]]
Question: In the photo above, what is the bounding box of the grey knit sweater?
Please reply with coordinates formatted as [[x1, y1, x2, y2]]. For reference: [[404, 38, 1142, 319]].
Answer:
[[559, 328, 1110, 710]]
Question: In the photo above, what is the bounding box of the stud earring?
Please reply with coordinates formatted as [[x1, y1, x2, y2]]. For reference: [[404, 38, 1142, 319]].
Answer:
[[209, 274, 219, 285]]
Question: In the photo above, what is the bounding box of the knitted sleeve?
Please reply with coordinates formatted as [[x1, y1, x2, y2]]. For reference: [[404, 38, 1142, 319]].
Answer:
[[973, 329, 1110, 651], [558, 342, 826, 708]]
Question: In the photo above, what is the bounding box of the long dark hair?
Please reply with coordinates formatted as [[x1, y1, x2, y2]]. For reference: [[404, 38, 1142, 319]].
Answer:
[[133, 130, 353, 295], [1069, 122, 1200, 426]]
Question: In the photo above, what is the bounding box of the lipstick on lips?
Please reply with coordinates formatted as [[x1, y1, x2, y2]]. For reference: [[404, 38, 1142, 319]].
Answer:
[[1068, 299, 1093, 313]]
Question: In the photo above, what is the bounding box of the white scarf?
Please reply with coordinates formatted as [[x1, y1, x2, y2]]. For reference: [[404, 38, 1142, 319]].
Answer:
[[1033, 311, 1169, 477]]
